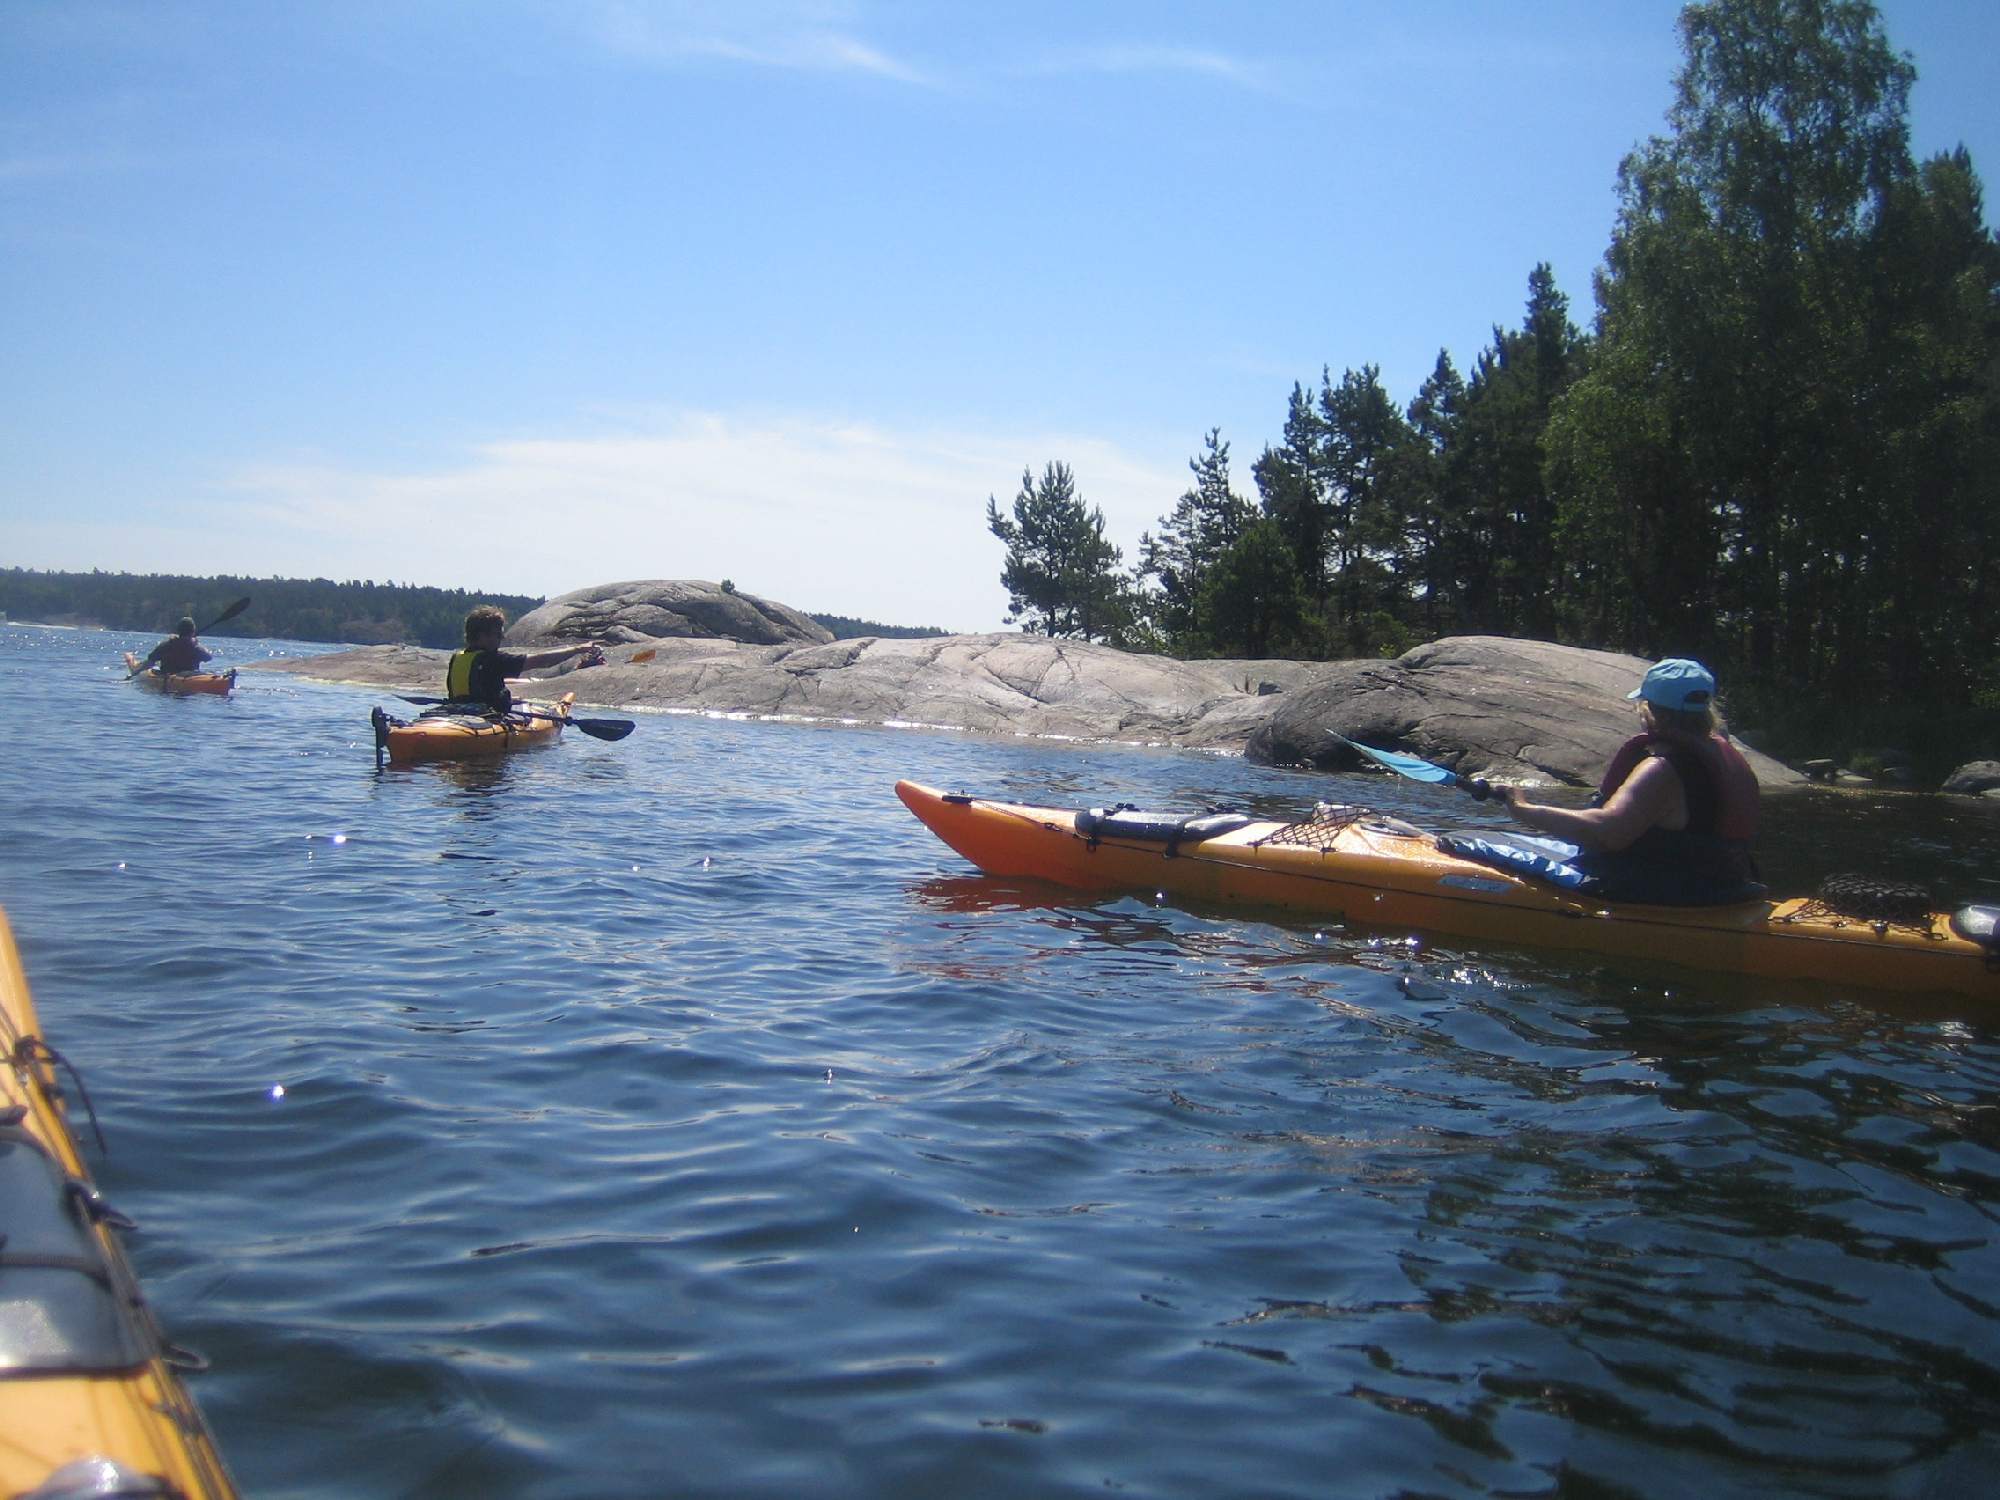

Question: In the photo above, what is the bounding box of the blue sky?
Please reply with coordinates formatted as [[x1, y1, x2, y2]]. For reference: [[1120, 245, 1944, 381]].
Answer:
[[4, 2, 1995, 634]]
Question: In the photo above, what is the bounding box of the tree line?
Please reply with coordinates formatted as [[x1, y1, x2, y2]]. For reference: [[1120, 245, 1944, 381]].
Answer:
[[1, 567, 944, 649], [0, 568, 546, 649], [985, 0, 1999, 763]]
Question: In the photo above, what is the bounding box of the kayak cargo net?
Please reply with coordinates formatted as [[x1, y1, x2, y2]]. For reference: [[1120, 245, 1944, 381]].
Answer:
[[1254, 803, 1424, 853], [1782, 872, 1939, 934]]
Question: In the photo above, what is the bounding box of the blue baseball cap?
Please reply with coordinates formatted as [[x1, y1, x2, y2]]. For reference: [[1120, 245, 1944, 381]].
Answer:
[[1629, 658, 1716, 711]]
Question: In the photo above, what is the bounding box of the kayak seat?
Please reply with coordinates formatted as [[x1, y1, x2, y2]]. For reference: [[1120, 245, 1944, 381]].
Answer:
[[1077, 805, 1255, 854], [1437, 831, 1768, 907]]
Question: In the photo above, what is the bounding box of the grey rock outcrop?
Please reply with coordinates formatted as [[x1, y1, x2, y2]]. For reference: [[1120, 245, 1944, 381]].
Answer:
[[264, 633, 1324, 750], [509, 580, 834, 648], [1245, 635, 1805, 790], [252, 620, 1809, 789], [1943, 760, 2000, 797]]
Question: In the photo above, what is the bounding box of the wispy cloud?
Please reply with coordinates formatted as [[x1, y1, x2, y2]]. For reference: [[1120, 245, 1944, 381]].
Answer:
[[199, 410, 1180, 631], [579, 0, 932, 85], [1029, 43, 1273, 94]]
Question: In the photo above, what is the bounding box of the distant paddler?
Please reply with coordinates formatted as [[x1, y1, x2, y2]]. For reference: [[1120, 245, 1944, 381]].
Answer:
[[139, 616, 215, 677], [130, 596, 250, 677]]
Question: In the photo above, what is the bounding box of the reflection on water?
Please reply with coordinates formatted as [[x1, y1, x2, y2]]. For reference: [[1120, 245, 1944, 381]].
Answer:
[[0, 624, 1996, 1500]]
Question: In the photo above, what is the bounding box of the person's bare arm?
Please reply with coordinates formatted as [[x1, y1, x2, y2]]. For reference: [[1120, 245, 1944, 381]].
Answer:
[[1500, 756, 1681, 852], [518, 643, 604, 672]]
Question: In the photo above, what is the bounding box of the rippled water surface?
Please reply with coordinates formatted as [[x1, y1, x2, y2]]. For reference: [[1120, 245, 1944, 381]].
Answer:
[[4, 624, 1998, 1500]]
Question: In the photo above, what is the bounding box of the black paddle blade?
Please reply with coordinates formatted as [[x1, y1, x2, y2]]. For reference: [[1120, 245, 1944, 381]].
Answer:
[[201, 597, 252, 632]]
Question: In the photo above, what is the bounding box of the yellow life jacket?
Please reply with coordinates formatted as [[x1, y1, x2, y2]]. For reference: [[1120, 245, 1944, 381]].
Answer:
[[446, 648, 484, 702]]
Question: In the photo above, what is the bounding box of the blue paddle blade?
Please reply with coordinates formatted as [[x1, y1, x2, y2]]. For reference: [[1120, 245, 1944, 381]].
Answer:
[[1336, 735, 1460, 785]]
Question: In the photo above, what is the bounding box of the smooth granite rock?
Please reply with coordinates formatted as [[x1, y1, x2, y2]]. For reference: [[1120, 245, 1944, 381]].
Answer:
[[1943, 760, 2000, 796], [1243, 635, 1806, 790], [251, 620, 1806, 788], [508, 580, 834, 648]]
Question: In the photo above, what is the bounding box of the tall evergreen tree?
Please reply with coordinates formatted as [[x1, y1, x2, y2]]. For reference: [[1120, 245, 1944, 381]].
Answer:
[[1551, 0, 1925, 702], [1252, 382, 1333, 612], [1318, 364, 1419, 651], [1401, 351, 1469, 638], [985, 462, 1130, 641], [1452, 266, 1587, 638], [1135, 429, 1255, 654]]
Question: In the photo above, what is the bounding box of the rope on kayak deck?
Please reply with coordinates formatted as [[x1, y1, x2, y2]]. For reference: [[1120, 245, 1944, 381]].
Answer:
[[8, 1034, 111, 1154]]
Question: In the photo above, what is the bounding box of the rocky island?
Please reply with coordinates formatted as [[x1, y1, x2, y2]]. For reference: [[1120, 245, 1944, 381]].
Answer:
[[250, 579, 1823, 791]]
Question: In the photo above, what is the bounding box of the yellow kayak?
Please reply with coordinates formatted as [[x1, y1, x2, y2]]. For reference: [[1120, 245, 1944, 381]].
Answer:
[[371, 692, 576, 765], [122, 652, 236, 696], [895, 780, 2000, 999], [0, 908, 238, 1499]]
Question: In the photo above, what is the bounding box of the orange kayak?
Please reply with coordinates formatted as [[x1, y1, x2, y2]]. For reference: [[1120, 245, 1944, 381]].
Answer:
[[1, 907, 239, 1499], [895, 780, 2000, 998], [123, 652, 236, 695], [371, 692, 576, 764]]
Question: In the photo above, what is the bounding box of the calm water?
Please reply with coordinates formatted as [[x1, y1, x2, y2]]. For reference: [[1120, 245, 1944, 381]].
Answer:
[[3, 623, 1998, 1500]]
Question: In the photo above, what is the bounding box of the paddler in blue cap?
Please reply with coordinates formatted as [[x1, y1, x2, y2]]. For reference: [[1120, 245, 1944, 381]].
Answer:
[[1498, 657, 1762, 902]]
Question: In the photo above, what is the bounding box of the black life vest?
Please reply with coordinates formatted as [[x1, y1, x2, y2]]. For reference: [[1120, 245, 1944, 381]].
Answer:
[[1597, 731, 1759, 842], [445, 648, 509, 711]]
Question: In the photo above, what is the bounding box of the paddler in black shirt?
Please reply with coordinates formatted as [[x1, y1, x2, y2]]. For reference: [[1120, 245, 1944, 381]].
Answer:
[[448, 604, 603, 713], [142, 617, 214, 676]]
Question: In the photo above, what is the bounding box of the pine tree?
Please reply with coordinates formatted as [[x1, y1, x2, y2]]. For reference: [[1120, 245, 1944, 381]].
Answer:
[[985, 462, 1130, 641], [1134, 429, 1255, 654]]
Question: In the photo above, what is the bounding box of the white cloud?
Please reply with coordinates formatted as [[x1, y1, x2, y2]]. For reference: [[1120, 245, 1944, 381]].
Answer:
[[204, 411, 1183, 633], [1028, 43, 1272, 93], [579, 0, 932, 85]]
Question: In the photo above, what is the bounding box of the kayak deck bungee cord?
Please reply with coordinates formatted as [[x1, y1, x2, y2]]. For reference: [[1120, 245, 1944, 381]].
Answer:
[[1, 907, 239, 1499], [894, 781, 2000, 999]]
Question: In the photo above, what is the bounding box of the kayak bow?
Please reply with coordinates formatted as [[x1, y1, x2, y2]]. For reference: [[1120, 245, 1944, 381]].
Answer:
[[1, 907, 239, 1499]]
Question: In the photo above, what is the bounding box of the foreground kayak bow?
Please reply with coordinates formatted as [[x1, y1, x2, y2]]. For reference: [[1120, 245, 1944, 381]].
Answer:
[[1, 907, 239, 1498]]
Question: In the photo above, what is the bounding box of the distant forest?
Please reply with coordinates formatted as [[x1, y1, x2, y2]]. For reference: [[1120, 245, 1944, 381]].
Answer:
[[0, 568, 941, 648], [812, 613, 945, 641]]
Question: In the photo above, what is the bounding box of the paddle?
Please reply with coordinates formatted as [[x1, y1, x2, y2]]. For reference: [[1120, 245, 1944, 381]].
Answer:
[[128, 596, 251, 676], [198, 596, 252, 634], [1335, 734, 1492, 801], [395, 696, 636, 742]]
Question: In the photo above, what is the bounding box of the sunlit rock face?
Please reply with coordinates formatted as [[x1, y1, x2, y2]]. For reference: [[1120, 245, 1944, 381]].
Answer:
[[508, 580, 834, 648], [1246, 635, 1806, 791]]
